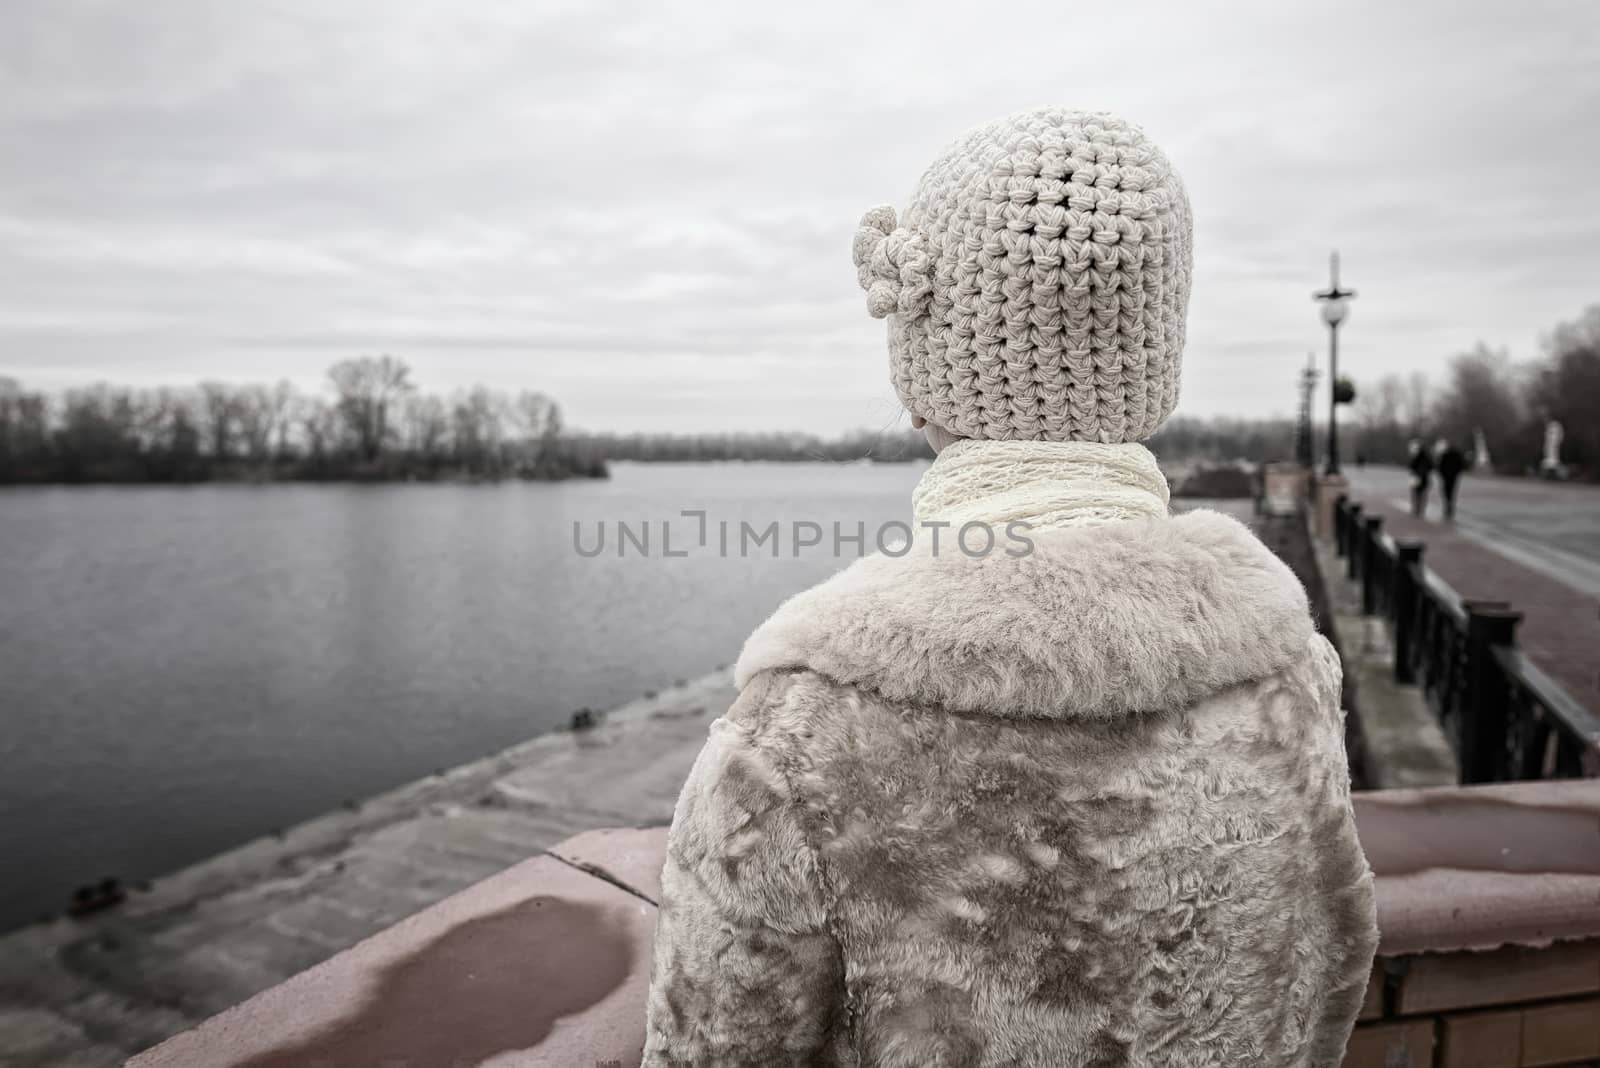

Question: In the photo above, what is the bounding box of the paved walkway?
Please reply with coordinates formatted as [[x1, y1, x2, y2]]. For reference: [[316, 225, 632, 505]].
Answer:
[[1346, 466, 1600, 595], [1343, 468, 1600, 717]]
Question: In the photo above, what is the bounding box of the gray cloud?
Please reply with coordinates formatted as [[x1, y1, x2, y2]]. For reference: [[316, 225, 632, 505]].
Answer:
[[2, 0, 1597, 433]]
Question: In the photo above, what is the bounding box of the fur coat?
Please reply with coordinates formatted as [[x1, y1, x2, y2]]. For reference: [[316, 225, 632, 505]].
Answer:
[[642, 509, 1377, 1067]]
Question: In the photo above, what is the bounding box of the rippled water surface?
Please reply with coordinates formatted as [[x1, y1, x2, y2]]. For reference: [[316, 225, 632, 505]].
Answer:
[[0, 461, 923, 929]]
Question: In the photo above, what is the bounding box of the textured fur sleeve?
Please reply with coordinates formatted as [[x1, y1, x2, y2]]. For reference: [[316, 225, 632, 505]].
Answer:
[[642, 677, 845, 1067], [1302, 634, 1381, 1067]]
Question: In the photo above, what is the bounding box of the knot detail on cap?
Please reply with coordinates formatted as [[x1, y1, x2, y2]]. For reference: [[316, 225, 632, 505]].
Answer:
[[851, 205, 932, 320]]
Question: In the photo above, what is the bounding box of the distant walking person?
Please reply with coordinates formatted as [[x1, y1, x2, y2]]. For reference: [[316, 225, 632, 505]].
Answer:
[[1436, 438, 1466, 520], [1407, 438, 1434, 517]]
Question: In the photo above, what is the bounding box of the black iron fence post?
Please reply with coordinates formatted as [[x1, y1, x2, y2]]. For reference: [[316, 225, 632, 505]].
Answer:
[[1361, 515, 1384, 615], [1461, 604, 1523, 784], [1346, 503, 1364, 580], [1393, 541, 1424, 684], [1334, 494, 1349, 558]]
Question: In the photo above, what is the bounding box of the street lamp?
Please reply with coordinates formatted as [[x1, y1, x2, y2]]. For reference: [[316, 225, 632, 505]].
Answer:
[[1312, 251, 1356, 475], [1295, 351, 1319, 468]]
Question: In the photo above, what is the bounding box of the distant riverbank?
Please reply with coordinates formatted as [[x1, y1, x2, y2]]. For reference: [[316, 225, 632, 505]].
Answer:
[[1, 357, 606, 486], [0, 446, 608, 486]]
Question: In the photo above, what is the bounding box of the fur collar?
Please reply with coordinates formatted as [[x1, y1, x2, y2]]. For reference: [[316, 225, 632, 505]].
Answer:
[[735, 508, 1313, 720]]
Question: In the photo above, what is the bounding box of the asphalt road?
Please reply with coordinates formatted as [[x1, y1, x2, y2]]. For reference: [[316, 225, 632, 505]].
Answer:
[[1345, 465, 1600, 597]]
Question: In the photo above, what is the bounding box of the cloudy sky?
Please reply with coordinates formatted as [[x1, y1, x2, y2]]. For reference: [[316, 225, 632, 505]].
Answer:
[[3, 1, 1597, 435]]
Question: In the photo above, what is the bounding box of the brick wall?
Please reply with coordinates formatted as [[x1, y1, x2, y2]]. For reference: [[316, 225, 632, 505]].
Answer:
[[1347, 939, 1600, 1067]]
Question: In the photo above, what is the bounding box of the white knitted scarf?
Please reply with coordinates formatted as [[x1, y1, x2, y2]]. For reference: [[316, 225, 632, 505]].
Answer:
[[912, 439, 1170, 533]]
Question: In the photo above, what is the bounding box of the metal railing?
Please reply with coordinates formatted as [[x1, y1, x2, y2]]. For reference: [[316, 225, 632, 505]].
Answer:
[[1333, 494, 1600, 783]]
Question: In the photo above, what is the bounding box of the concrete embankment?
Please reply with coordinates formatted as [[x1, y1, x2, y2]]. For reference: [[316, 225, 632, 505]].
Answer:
[[0, 671, 737, 1067]]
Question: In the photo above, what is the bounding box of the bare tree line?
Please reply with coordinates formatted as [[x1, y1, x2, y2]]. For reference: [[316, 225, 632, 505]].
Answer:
[[0, 362, 1306, 484], [1147, 416, 1296, 464], [569, 427, 937, 463], [1351, 305, 1600, 476], [0, 356, 607, 484], [7, 303, 1591, 484], [575, 417, 1304, 466]]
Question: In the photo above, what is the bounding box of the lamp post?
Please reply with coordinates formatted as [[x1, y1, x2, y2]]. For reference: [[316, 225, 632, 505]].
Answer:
[[1312, 251, 1356, 476], [1295, 350, 1319, 468]]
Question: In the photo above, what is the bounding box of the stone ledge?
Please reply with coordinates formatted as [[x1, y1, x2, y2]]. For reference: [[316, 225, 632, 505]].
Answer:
[[1354, 779, 1600, 957], [132, 780, 1600, 1067], [131, 829, 671, 1068]]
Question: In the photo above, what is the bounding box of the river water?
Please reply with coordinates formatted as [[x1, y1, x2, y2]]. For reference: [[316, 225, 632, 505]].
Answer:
[[0, 461, 924, 930]]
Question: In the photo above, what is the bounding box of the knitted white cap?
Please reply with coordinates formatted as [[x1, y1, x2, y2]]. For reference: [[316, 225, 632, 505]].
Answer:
[[853, 107, 1192, 443]]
